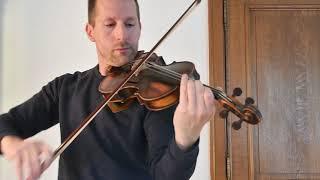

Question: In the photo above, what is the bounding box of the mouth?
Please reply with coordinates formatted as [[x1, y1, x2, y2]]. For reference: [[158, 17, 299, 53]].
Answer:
[[113, 47, 131, 54]]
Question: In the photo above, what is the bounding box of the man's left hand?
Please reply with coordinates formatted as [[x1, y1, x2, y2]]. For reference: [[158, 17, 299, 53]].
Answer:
[[173, 74, 216, 151]]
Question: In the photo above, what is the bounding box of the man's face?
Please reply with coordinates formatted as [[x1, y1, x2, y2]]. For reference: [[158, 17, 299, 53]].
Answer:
[[87, 0, 141, 68]]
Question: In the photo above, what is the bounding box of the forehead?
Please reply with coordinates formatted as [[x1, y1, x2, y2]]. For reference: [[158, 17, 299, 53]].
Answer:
[[95, 0, 138, 20]]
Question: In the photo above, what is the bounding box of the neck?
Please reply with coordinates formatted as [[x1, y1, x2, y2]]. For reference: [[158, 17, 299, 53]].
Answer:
[[98, 64, 112, 76]]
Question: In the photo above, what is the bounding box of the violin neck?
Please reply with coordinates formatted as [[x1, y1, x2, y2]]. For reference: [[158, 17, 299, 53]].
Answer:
[[204, 85, 226, 100], [143, 61, 227, 100]]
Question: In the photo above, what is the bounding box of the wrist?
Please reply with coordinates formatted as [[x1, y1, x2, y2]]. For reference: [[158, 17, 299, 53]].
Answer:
[[175, 134, 198, 151]]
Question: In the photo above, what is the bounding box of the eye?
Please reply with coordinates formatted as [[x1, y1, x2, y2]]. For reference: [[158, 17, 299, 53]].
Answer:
[[105, 23, 115, 27], [125, 23, 135, 28]]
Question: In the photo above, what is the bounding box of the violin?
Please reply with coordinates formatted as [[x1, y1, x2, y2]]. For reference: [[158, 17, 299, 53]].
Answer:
[[48, 0, 262, 164], [100, 51, 261, 128]]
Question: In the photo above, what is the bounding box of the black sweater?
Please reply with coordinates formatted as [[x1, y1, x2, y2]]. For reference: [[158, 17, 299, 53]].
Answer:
[[0, 65, 199, 180]]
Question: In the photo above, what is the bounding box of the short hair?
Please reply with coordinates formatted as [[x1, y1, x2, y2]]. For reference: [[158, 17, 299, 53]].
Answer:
[[88, 0, 140, 26]]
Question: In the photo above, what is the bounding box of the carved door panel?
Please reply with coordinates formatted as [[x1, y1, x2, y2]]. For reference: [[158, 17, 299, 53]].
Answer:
[[210, 0, 320, 179]]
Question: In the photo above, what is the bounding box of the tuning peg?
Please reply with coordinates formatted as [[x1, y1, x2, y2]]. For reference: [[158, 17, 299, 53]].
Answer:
[[232, 87, 242, 97], [232, 119, 243, 130], [245, 97, 255, 105], [219, 109, 229, 119]]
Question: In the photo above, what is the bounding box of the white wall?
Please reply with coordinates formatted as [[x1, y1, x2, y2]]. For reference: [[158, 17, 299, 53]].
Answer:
[[0, 0, 210, 179]]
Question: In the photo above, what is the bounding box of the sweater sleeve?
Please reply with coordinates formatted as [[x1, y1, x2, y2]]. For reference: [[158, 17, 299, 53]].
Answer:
[[144, 105, 199, 180], [0, 76, 63, 141]]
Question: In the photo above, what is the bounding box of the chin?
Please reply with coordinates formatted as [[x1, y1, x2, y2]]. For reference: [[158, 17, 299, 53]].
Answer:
[[111, 58, 130, 67]]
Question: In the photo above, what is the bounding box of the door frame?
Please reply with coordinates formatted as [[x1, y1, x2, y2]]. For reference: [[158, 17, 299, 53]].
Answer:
[[208, 0, 227, 179]]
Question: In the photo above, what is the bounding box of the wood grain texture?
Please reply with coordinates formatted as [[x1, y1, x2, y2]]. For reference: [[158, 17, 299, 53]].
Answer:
[[228, 0, 251, 179], [209, 0, 320, 179], [252, 8, 320, 178], [208, 0, 227, 179]]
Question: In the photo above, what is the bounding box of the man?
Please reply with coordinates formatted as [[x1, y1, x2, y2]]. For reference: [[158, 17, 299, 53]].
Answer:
[[0, 0, 216, 179]]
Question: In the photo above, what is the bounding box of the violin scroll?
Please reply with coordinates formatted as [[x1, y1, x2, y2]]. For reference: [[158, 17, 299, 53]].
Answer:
[[217, 87, 262, 130]]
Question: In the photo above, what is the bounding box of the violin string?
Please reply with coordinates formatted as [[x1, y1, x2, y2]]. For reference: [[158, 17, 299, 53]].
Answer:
[[125, 59, 233, 102], [144, 62, 233, 102]]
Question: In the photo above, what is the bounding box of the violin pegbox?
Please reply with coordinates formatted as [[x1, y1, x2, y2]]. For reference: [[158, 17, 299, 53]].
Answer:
[[217, 87, 262, 130]]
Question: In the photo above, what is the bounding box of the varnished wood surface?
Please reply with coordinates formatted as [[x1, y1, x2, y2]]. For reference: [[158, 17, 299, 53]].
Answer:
[[252, 8, 320, 179], [208, 0, 227, 179], [209, 0, 320, 179]]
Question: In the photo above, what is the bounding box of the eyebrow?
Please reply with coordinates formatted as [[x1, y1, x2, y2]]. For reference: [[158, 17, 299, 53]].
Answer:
[[104, 17, 137, 22]]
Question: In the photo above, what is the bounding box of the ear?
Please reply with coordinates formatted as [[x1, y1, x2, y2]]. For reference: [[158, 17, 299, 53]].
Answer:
[[85, 23, 95, 42], [138, 22, 142, 38], [139, 21, 142, 30]]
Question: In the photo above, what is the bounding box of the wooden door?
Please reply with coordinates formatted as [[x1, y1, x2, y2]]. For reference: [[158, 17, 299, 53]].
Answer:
[[209, 0, 320, 179]]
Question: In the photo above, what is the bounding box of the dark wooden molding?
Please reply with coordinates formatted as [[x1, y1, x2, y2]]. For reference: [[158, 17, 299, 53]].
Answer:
[[208, 0, 227, 179]]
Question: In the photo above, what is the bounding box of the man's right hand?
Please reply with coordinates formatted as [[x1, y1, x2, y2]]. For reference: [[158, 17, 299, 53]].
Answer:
[[0, 135, 53, 180]]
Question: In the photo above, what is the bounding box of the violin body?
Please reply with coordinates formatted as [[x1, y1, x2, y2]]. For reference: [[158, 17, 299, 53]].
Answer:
[[99, 53, 200, 112]]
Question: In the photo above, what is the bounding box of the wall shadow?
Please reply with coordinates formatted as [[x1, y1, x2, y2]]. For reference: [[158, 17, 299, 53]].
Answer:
[[0, 0, 8, 111]]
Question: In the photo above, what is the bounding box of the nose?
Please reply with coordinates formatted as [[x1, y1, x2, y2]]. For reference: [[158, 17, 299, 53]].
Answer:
[[114, 24, 128, 42]]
